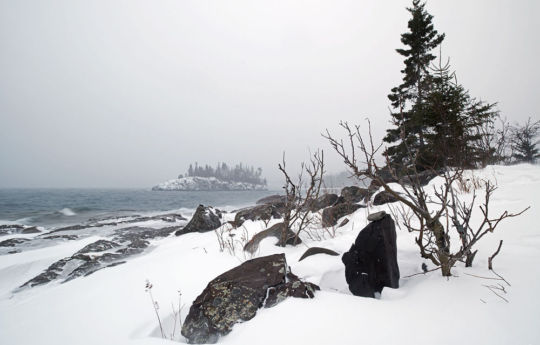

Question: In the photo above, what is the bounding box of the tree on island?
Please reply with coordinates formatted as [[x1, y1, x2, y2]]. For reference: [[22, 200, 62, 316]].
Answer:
[[183, 162, 267, 186]]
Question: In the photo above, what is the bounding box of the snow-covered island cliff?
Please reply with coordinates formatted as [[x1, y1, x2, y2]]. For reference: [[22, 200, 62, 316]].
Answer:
[[152, 176, 267, 191], [154, 162, 268, 191]]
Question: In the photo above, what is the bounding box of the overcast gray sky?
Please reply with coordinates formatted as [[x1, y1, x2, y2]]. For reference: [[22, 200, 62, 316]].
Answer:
[[1, 0, 538, 188]]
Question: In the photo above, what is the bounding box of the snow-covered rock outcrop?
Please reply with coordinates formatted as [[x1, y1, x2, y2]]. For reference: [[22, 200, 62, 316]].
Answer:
[[152, 176, 267, 191]]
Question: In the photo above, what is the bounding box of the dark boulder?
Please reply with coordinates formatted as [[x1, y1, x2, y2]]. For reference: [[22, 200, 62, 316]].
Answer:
[[308, 193, 339, 212], [74, 239, 119, 254], [367, 168, 397, 191], [0, 225, 41, 236], [181, 254, 318, 344], [42, 234, 79, 241], [21, 227, 41, 234], [0, 238, 31, 247], [176, 205, 221, 236], [322, 203, 365, 227], [233, 204, 283, 227], [340, 186, 370, 204], [243, 223, 301, 254], [299, 247, 340, 261], [368, 169, 439, 191], [0, 224, 24, 231], [373, 191, 400, 206], [342, 214, 400, 298], [368, 179, 382, 193]]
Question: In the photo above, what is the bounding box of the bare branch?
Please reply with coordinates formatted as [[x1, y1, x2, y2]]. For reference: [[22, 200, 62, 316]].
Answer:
[[488, 240, 503, 270]]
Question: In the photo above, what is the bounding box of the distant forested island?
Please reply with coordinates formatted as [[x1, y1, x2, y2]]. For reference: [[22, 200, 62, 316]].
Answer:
[[152, 162, 268, 191]]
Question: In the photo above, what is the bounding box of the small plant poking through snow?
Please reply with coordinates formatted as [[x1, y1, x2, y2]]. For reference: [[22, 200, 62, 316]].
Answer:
[[170, 290, 183, 340], [145, 279, 183, 340], [145, 279, 164, 338], [215, 223, 249, 256]]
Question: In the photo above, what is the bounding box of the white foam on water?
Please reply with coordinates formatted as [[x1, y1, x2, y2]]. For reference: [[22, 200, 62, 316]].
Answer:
[[59, 208, 76, 216]]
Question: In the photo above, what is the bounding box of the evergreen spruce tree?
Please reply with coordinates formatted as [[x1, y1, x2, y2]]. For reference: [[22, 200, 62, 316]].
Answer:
[[422, 58, 498, 169], [384, 0, 444, 170], [511, 118, 540, 163]]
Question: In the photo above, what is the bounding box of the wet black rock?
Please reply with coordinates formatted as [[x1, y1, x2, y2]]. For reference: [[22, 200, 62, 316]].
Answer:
[[368, 169, 439, 191], [42, 234, 79, 241], [0, 238, 31, 247], [340, 186, 370, 204], [22, 227, 41, 234], [114, 226, 177, 243], [1, 233, 79, 256], [0, 224, 24, 231], [176, 205, 221, 236], [373, 191, 400, 206], [308, 193, 339, 212], [342, 214, 400, 298], [321, 203, 365, 227], [22, 258, 72, 286], [181, 254, 318, 344], [0, 225, 40, 236], [20, 226, 178, 288], [400, 170, 439, 186], [49, 224, 89, 233], [74, 240, 120, 254], [233, 204, 283, 227], [48, 213, 186, 235]]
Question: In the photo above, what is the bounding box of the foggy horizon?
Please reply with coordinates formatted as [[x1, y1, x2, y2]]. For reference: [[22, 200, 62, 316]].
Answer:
[[1, 0, 539, 188]]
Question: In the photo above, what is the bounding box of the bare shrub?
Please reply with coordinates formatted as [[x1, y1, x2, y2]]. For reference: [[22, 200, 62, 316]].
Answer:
[[325, 121, 529, 276], [475, 115, 512, 166], [277, 150, 325, 246]]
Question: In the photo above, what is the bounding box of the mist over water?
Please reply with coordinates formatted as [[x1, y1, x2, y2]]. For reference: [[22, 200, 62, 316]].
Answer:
[[0, 189, 276, 227]]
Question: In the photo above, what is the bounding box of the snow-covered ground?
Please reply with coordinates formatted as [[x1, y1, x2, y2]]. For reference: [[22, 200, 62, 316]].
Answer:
[[1, 164, 539, 345], [152, 176, 267, 191]]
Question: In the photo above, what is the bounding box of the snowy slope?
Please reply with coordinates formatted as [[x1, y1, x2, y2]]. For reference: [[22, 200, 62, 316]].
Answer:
[[0, 164, 539, 345]]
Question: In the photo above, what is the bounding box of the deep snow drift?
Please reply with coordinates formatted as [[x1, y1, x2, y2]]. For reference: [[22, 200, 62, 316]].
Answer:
[[0, 164, 539, 345]]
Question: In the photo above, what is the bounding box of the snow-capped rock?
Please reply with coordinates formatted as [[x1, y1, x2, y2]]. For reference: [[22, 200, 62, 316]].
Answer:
[[151, 176, 267, 191]]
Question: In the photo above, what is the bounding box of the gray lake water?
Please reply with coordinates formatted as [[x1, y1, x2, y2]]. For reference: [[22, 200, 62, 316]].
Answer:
[[0, 189, 277, 227]]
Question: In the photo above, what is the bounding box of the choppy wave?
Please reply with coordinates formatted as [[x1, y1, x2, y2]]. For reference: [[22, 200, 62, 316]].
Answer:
[[59, 208, 76, 216]]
